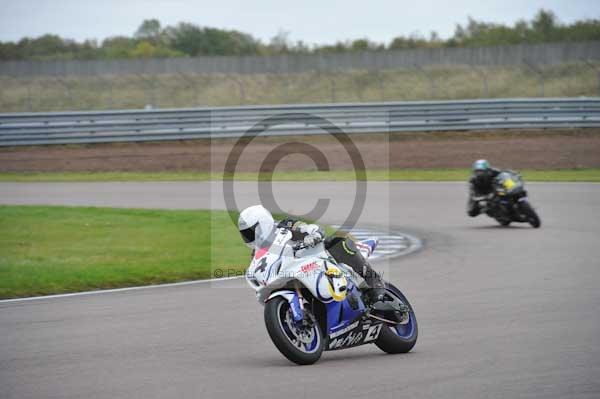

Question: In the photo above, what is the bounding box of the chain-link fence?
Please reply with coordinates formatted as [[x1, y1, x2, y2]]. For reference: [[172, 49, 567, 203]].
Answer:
[[2, 41, 599, 77], [1, 41, 599, 112], [1, 63, 598, 112]]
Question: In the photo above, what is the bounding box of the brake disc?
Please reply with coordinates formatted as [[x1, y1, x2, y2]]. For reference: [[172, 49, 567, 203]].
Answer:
[[285, 309, 315, 344]]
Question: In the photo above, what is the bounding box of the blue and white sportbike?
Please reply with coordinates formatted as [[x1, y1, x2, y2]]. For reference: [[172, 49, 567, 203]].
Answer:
[[246, 226, 418, 365]]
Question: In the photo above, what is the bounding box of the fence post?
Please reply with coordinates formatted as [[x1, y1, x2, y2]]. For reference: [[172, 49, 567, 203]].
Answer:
[[0, 77, 8, 111], [523, 59, 545, 97], [98, 76, 114, 109], [228, 75, 246, 104], [281, 73, 291, 103], [327, 73, 337, 102], [414, 64, 436, 99], [584, 61, 600, 97], [177, 73, 198, 105], [375, 69, 385, 101], [166, 74, 182, 107], [269, 70, 290, 103], [136, 74, 156, 108], [0, 77, 4, 111], [470, 64, 489, 97], [22, 78, 41, 112], [56, 78, 75, 109], [24, 78, 34, 112], [352, 70, 366, 102]]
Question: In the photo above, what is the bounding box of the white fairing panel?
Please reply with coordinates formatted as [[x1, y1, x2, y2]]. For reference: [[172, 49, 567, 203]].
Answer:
[[245, 228, 355, 304]]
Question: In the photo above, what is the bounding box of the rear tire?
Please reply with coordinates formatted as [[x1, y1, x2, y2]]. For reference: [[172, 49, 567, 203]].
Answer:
[[519, 200, 541, 228], [264, 296, 324, 365], [375, 283, 418, 354]]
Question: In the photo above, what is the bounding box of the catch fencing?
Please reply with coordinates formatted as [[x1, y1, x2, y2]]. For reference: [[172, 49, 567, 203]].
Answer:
[[1, 42, 599, 77]]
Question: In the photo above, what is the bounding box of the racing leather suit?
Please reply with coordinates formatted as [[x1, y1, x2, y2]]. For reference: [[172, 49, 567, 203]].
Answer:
[[467, 168, 501, 217]]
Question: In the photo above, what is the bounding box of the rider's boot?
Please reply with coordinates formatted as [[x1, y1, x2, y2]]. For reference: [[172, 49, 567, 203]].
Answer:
[[360, 265, 409, 323], [467, 198, 480, 217], [325, 235, 409, 322]]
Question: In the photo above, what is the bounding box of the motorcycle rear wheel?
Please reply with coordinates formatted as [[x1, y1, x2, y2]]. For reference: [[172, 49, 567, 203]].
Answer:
[[375, 283, 418, 354]]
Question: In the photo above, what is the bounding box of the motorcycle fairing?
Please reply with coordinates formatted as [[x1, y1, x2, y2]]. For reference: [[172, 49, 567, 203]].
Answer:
[[326, 315, 384, 351], [269, 286, 384, 351], [249, 230, 386, 350]]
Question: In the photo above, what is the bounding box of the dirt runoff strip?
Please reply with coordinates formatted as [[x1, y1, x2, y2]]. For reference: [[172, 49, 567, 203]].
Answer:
[[1, 129, 599, 172]]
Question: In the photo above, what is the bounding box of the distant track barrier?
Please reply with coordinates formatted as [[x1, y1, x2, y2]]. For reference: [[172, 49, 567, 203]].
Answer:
[[0, 97, 599, 146]]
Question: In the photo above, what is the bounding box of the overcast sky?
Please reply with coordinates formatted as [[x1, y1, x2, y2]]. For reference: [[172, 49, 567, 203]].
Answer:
[[0, 0, 598, 45]]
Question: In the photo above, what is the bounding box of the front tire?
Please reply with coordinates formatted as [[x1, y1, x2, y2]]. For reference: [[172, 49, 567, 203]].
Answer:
[[375, 283, 418, 354], [264, 296, 324, 365], [519, 200, 541, 228]]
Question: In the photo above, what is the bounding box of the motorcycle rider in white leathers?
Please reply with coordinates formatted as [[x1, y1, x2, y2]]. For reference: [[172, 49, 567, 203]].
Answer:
[[237, 205, 391, 309]]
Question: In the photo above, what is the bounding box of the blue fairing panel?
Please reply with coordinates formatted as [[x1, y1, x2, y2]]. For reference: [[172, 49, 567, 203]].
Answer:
[[326, 283, 366, 335]]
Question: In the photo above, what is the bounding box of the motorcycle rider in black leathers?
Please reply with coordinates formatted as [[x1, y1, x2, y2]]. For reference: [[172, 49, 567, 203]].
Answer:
[[238, 205, 401, 316], [467, 159, 501, 217]]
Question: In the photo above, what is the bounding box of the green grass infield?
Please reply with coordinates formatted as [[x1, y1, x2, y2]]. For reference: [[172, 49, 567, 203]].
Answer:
[[0, 206, 252, 299]]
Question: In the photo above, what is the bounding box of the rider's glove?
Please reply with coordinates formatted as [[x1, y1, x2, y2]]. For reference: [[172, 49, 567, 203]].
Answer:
[[303, 233, 322, 247], [299, 224, 320, 235], [277, 218, 295, 229], [300, 224, 324, 247]]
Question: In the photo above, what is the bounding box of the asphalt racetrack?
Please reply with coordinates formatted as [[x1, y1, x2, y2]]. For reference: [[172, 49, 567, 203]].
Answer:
[[1, 182, 599, 399]]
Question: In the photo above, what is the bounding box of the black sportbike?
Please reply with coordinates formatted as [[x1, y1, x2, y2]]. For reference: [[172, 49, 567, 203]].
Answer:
[[473, 171, 541, 228]]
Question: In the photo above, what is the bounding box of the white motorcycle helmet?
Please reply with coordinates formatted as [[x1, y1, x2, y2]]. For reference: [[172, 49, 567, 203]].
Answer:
[[238, 205, 275, 248]]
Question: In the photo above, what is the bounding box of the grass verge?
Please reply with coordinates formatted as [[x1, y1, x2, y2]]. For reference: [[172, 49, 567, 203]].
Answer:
[[0, 169, 599, 182], [0, 206, 250, 299], [0, 205, 338, 299], [1, 63, 597, 112]]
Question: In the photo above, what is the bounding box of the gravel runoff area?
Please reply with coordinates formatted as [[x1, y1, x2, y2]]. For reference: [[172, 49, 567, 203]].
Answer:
[[0, 130, 599, 173]]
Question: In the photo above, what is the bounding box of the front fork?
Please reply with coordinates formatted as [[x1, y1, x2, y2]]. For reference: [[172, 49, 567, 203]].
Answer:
[[267, 289, 305, 322]]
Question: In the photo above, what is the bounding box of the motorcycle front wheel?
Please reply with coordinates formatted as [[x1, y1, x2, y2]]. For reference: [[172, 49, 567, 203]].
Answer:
[[264, 296, 324, 365], [497, 218, 511, 226], [519, 199, 541, 228]]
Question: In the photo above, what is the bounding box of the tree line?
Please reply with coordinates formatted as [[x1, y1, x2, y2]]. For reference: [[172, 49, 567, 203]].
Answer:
[[1, 10, 599, 61]]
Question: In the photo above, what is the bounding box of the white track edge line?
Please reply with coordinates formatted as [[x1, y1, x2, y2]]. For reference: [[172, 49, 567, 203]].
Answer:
[[0, 276, 242, 304]]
